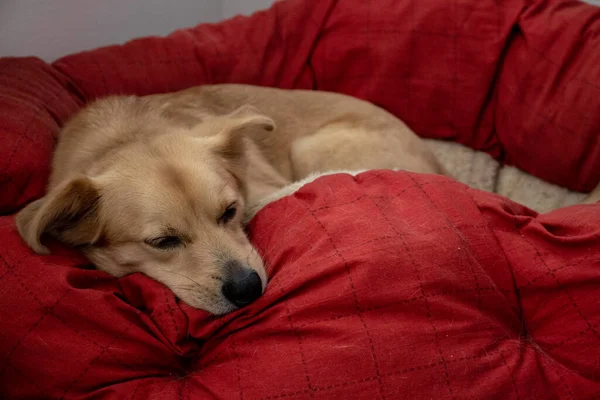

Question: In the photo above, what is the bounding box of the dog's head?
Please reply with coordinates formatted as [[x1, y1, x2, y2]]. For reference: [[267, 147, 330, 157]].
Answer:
[[16, 103, 275, 315]]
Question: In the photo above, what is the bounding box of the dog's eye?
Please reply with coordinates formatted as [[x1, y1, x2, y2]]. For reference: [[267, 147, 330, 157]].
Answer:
[[219, 203, 237, 225], [145, 236, 183, 250]]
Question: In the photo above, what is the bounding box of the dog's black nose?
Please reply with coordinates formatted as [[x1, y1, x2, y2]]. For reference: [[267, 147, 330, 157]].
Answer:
[[222, 261, 263, 308]]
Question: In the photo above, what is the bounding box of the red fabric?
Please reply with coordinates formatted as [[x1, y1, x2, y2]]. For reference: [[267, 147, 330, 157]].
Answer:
[[0, 58, 83, 214], [1, 172, 600, 399], [1, 0, 600, 398]]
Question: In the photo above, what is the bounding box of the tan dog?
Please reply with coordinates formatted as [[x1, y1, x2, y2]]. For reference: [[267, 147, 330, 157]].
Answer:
[[16, 84, 445, 314]]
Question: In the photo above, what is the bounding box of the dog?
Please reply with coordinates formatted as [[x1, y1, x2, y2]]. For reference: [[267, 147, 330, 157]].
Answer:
[[15, 84, 447, 314]]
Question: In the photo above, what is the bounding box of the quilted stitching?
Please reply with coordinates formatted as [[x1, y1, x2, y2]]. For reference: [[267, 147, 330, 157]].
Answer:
[[1, 173, 599, 398], [0, 58, 84, 214], [1, 0, 600, 398]]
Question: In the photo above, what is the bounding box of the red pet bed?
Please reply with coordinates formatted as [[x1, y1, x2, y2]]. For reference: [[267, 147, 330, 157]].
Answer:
[[1, 0, 600, 398]]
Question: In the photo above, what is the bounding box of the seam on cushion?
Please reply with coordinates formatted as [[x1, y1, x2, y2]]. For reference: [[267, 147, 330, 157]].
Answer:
[[257, 345, 519, 400], [269, 5, 287, 88], [163, 288, 181, 338], [14, 170, 34, 202], [230, 339, 245, 400], [197, 285, 518, 371], [52, 57, 107, 100], [103, 352, 148, 373], [301, 0, 344, 90], [546, 326, 595, 351], [292, 0, 339, 89], [249, 174, 447, 225], [280, 285, 315, 398], [516, 229, 600, 342], [520, 251, 598, 291], [496, 74, 594, 135], [0, 249, 18, 271], [0, 117, 45, 189], [4, 65, 86, 195], [417, 181, 529, 399], [151, 306, 184, 319], [405, 175, 487, 309], [0, 65, 80, 213], [498, 348, 522, 400], [295, 224, 490, 273], [494, 37, 554, 168], [49, 62, 87, 104], [0, 285, 72, 376], [514, 226, 600, 387], [310, 180, 451, 213], [524, 32, 600, 91], [495, 87, 595, 187], [0, 269, 9, 282], [129, 381, 143, 400], [178, 376, 186, 400], [215, 287, 515, 368], [464, 187, 527, 335], [3, 72, 71, 110], [524, 46, 600, 189], [295, 287, 514, 330], [60, 322, 134, 399], [467, 188, 597, 386], [300, 199, 386, 399], [405, 178, 525, 400], [365, 191, 455, 397], [552, 363, 576, 400], [8, 362, 45, 396], [50, 312, 105, 350], [496, 38, 600, 189]]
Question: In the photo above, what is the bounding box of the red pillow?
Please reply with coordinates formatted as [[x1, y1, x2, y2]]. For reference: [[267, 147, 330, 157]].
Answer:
[[1, 171, 599, 398], [0, 58, 82, 214]]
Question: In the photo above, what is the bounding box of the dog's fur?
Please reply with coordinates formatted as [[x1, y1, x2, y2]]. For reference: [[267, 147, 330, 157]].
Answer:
[[13, 84, 454, 314]]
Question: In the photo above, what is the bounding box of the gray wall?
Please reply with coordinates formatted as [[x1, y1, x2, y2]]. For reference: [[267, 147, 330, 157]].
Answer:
[[223, 0, 277, 19], [0, 0, 276, 61]]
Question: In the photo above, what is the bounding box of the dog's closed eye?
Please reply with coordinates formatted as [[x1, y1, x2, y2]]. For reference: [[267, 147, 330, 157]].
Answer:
[[218, 202, 238, 225], [145, 235, 183, 250]]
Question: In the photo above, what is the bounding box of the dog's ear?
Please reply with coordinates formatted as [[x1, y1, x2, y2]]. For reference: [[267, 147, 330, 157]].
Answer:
[[15, 176, 102, 254], [211, 105, 275, 190], [212, 105, 275, 162]]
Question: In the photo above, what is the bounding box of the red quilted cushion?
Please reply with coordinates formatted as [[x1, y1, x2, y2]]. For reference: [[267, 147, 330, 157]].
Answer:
[[1, 172, 599, 398], [1, 0, 600, 398], [0, 58, 82, 214]]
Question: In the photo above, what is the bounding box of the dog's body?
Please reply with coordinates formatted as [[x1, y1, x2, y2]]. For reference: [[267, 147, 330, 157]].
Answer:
[[15, 84, 447, 314]]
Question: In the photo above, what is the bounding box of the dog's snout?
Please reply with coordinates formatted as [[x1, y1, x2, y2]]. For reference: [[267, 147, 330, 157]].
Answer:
[[222, 260, 263, 308]]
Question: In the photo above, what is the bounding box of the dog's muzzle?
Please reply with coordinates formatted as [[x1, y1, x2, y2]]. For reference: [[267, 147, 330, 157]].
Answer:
[[221, 260, 263, 308]]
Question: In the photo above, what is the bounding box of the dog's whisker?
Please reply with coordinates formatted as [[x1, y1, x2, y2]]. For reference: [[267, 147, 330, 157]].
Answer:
[[217, 177, 233, 197], [174, 287, 201, 292], [169, 284, 197, 290], [155, 268, 205, 288]]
